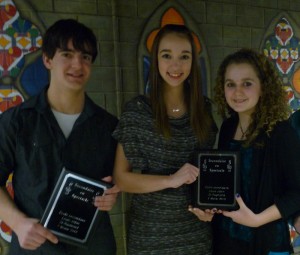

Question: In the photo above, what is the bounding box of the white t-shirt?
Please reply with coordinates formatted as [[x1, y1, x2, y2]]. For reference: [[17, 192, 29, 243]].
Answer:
[[52, 109, 81, 138]]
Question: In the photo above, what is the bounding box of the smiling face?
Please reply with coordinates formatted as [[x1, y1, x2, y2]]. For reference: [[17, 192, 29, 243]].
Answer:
[[224, 63, 262, 117], [43, 40, 93, 94], [157, 33, 192, 89]]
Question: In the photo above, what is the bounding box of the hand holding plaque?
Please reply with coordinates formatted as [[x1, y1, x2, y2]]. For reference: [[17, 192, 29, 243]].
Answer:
[[40, 168, 112, 247], [193, 150, 240, 210]]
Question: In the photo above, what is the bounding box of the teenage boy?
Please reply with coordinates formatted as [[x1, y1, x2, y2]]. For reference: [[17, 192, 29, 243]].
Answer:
[[0, 19, 119, 255]]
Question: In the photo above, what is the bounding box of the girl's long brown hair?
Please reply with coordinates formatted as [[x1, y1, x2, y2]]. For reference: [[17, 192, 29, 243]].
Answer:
[[214, 48, 291, 146], [149, 24, 213, 143]]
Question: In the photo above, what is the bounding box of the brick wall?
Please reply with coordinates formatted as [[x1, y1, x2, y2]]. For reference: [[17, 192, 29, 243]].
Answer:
[[5, 0, 300, 254]]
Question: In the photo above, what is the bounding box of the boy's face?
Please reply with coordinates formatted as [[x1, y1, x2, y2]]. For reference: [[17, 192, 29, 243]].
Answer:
[[43, 40, 93, 93]]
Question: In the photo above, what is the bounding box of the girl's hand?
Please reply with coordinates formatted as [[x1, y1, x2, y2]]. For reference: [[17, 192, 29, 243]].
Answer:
[[169, 163, 199, 188], [188, 206, 216, 222], [222, 194, 260, 227]]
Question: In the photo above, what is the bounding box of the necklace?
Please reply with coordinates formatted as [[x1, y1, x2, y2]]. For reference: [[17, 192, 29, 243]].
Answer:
[[239, 123, 248, 139], [172, 108, 180, 113]]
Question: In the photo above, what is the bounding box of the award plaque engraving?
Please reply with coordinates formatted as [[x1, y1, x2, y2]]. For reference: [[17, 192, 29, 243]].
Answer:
[[193, 150, 240, 210], [40, 168, 112, 247]]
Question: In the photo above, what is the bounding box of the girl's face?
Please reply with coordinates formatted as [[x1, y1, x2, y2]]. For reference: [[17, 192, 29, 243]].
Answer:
[[224, 63, 262, 116], [157, 33, 192, 88]]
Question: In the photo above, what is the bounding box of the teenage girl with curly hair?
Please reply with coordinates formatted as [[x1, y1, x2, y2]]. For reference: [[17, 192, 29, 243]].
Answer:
[[214, 48, 291, 147], [192, 48, 300, 255]]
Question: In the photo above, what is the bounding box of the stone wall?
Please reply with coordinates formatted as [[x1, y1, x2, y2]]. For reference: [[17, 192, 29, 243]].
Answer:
[[2, 0, 300, 254]]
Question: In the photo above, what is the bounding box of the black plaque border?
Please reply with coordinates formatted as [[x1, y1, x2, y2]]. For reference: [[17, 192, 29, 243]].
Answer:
[[194, 150, 240, 210], [40, 168, 112, 247]]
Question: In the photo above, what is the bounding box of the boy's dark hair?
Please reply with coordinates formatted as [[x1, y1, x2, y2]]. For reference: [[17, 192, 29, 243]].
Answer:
[[42, 19, 98, 62]]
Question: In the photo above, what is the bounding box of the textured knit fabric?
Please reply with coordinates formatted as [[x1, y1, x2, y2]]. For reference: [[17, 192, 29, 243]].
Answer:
[[213, 115, 300, 255], [113, 95, 217, 255], [0, 87, 118, 255]]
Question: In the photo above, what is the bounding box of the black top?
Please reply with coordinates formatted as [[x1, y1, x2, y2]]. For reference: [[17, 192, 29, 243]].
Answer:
[[0, 87, 118, 255], [290, 110, 300, 139], [213, 115, 300, 255]]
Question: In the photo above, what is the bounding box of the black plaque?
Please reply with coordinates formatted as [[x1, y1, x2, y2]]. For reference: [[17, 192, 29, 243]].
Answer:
[[40, 168, 112, 247], [193, 150, 240, 210]]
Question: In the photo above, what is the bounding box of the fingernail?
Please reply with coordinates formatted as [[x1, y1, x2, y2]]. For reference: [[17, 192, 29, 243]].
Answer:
[[236, 193, 240, 198]]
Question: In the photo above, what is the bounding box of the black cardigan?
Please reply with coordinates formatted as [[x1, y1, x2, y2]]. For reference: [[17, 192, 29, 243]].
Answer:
[[213, 116, 300, 254]]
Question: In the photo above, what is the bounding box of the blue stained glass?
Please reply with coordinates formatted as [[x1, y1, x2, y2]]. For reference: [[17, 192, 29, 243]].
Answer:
[[20, 56, 49, 96]]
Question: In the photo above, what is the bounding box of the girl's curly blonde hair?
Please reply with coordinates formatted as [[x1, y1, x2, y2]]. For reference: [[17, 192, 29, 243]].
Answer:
[[214, 48, 291, 146]]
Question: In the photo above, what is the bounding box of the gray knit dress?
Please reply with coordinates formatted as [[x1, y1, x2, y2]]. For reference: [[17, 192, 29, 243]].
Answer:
[[113, 95, 217, 255]]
